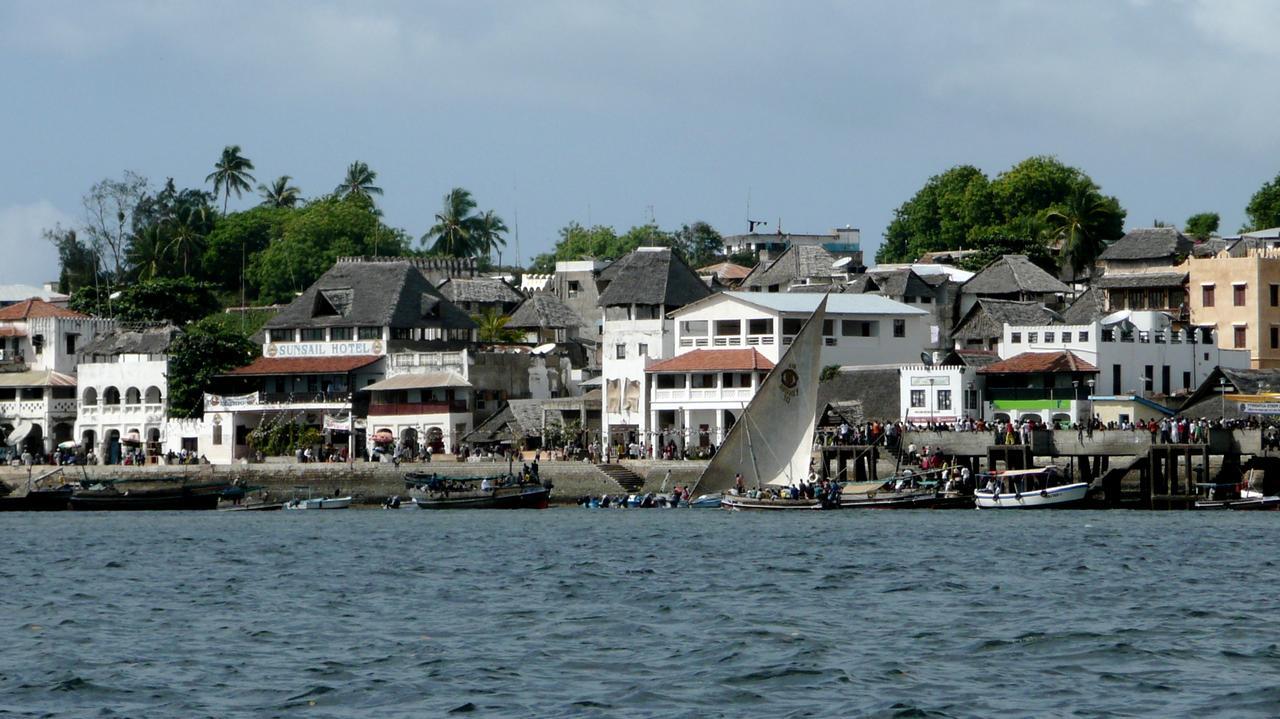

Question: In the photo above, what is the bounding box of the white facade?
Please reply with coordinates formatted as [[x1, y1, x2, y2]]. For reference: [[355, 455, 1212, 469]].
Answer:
[[600, 309, 671, 447], [723, 228, 861, 254], [898, 364, 978, 424], [668, 292, 932, 367], [74, 355, 167, 463], [1001, 312, 1250, 398], [647, 361, 768, 454]]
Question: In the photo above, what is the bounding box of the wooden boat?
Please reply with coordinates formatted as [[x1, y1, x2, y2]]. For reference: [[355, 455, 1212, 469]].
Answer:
[[837, 479, 941, 509], [70, 481, 228, 511], [974, 467, 1087, 509], [0, 485, 73, 511], [691, 297, 832, 510], [219, 501, 285, 512], [407, 473, 550, 509]]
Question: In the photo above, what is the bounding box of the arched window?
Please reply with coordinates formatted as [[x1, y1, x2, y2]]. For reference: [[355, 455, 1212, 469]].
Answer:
[[103, 387, 121, 405], [125, 387, 141, 405], [144, 386, 162, 404], [82, 387, 98, 405]]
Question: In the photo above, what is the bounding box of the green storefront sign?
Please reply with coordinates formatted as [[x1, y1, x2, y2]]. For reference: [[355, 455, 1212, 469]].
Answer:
[[991, 399, 1073, 410]]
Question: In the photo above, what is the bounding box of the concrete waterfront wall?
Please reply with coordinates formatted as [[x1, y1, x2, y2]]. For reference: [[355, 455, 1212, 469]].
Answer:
[[0, 460, 629, 506], [902, 429, 1260, 458], [622, 460, 710, 492]]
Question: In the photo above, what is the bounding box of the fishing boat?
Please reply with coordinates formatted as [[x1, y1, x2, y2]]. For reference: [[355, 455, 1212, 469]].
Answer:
[[974, 467, 1087, 509], [69, 479, 229, 511], [837, 479, 941, 509], [0, 469, 73, 511], [689, 297, 830, 511], [406, 473, 550, 509], [1194, 476, 1280, 510], [284, 496, 352, 510]]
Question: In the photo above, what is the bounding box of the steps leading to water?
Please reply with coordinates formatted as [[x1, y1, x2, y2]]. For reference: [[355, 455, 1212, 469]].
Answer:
[[595, 463, 645, 492]]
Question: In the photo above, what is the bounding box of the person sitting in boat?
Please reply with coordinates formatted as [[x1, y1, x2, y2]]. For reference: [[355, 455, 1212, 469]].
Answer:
[[480, 477, 493, 493]]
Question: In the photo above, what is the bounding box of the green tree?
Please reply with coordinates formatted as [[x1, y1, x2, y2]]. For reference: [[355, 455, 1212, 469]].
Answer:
[[258, 175, 301, 208], [206, 145, 256, 214], [672, 221, 724, 266], [1044, 183, 1123, 277], [127, 225, 170, 281], [201, 205, 292, 296], [45, 226, 99, 293], [114, 277, 221, 324], [473, 209, 509, 264], [1245, 173, 1280, 231], [249, 195, 409, 303], [472, 307, 523, 343], [335, 161, 382, 202], [425, 188, 479, 257], [1184, 212, 1219, 240], [956, 228, 1058, 275], [166, 203, 211, 275], [166, 317, 257, 418], [877, 165, 994, 263]]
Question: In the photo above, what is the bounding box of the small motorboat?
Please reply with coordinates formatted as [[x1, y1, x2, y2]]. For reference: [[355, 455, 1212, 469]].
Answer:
[[720, 491, 822, 511], [284, 496, 352, 510], [1195, 479, 1280, 510], [836, 477, 941, 509], [407, 473, 550, 509], [974, 467, 1087, 509]]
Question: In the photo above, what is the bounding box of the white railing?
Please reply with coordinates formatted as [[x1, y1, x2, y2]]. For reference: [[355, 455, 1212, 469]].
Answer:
[[651, 387, 757, 403]]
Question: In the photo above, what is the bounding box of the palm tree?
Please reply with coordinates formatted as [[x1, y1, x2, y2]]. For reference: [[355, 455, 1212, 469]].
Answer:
[[258, 175, 301, 208], [206, 145, 256, 214], [425, 188, 479, 257], [127, 225, 168, 281], [335, 161, 383, 201], [166, 204, 209, 275], [472, 308, 522, 343], [473, 209, 509, 264], [1044, 185, 1116, 280]]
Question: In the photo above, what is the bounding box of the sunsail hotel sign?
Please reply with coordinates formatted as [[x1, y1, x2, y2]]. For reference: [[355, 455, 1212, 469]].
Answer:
[[264, 340, 385, 357]]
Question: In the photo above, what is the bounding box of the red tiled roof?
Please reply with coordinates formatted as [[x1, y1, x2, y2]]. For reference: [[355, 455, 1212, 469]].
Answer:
[[646, 349, 774, 373], [225, 355, 381, 376], [977, 351, 1098, 374], [0, 326, 26, 337], [0, 298, 88, 320], [698, 262, 752, 281]]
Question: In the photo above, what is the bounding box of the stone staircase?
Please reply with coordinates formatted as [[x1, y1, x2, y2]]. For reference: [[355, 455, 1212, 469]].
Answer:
[[596, 463, 645, 492]]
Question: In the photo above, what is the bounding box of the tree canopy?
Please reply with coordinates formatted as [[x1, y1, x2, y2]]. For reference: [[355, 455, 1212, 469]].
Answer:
[[69, 277, 221, 326], [1245, 172, 1280, 232], [166, 316, 258, 418], [1185, 212, 1220, 240], [876, 156, 1125, 272], [527, 219, 723, 272]]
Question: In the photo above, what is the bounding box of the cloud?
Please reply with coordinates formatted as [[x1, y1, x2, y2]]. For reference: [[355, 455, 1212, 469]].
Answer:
[[0, 201, 70, 286]]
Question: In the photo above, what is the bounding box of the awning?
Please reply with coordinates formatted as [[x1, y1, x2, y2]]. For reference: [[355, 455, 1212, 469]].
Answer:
[[359, 372, 471, 392], [0, 370, 75, 387]]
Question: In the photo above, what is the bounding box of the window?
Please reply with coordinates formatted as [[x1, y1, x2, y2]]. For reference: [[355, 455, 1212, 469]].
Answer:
[[1234, 284, 1248, 307], [1183, 371, 1191, 390], [1161, 365, 1170, 395], [32, 334, 43, 355], [212, 424, 223, 446], [615, 344, 626, 359], [822, 320, 834, 336], [64, 333, 77, 355], [936, 389, 952, 411], [1044, 332, 1055, 343], [391, 327, 413, 340], [330, 327, 353, 341], [656, 374, 685, 389], [637, 343, 648, 357], [1112, 364, 1122, 395], [1235, 326, 1247, 349], [893, 319, 906, 338], [782, 318, 803, 335], [1200, 327, 1213, 344], [910, 389, 925, 408], [269, 328, 295, 343], [904, 296, 916, 304], [1272, 285, 1279, 307], [1079, 331, 1089, 342], [567, 280, 581, 298], [747, 318, 773, 335], [714, 320, 740, 337], [1060, 332, 1071, 343], [1273, 327, 1279, 350], [1011, 332, 1022, 343], [842, 320, 878, 337], [1027, 332, 1038, 343], [301, 328, 325, 341], [358, 327, 381, 340], [1144, 365, 1154, 393], [1202, 284, 1215, 307], [681, 320, 709, 336]]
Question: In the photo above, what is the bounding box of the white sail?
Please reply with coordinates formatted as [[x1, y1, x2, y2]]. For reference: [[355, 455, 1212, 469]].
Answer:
[[692, 296, 828, 494]]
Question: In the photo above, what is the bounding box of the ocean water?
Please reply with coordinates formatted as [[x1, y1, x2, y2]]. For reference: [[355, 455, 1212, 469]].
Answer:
[[2, 510, 1279, 718]]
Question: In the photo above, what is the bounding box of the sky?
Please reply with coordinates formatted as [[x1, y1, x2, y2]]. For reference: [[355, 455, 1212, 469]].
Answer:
[[2, 0, 1279, 285]]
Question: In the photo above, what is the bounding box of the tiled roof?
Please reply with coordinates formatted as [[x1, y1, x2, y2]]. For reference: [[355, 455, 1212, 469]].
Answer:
[[225, 355, 381, 376], [0, 298, 89, 320], [978, 351, 1098, 374], [646, 349, 774, 373]]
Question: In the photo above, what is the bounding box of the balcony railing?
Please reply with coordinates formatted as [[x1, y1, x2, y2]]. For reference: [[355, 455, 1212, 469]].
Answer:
[[652, 387, 754, 403], [368, 401, 469, 416], [986, 388, 1083, 402], [258, 392, 352, 405]]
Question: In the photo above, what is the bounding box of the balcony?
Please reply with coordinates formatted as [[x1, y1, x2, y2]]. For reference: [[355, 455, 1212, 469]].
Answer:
[[652, 387, 755, 403], [986, 388, 1084, 402], [258, 392, 352, 405], [368, 401, 469, 416]]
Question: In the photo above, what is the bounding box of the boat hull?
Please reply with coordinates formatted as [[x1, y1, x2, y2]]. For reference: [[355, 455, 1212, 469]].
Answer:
[[837, 490, 941, 509], [975, 483, 1089, 509], [720, 494, 822, 511], [69, 491, 221, 511], [1195, 496, 1280, 510], [412, 486, 550, 509], [285, 497, 352, 510], [0, 487, 72, 511]]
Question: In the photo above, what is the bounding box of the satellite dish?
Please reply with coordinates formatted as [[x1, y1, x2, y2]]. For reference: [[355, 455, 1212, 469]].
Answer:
[[6, 421, 33, 447], [1101, 310, 1131, 326], [832, 257, 852, 270], [532, 343, 556, 356], [920, 352, 933, 367]]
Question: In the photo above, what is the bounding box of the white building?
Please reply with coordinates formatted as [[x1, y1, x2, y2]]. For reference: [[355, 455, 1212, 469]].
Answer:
[[897, 363, 976, 425], [723, 227, 861, 256], [0, 299, 113, 455], [74, 326, 174, 463], [646, 292, 930, 451], [597, 248, 711, 448]]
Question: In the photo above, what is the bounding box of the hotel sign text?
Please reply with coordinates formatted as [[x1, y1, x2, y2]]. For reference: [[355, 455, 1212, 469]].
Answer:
[[265, 341, 385, 357]]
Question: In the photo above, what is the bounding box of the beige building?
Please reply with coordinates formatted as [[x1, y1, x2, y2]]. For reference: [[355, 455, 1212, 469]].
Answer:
[[1187, 246, 1280, 368]]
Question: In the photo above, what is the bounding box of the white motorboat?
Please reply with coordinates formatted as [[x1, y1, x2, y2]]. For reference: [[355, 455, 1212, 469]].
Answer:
[[974, 467, 1087, 509], [690, 296, 832, 510], [284, 496, 352, 510]]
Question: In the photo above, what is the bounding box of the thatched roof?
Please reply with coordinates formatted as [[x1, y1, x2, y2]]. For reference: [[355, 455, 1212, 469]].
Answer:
[[1094, 272, 1187, 289], [506, 293, 583, 330], [435, 278, 524, 305], [597, 248, 711, 308], [80, 325, 177, 358], [816, 366, 901, 422], [740, 245, 840, 291], [265, 261, 475, 331], [1059, 287, 1107, 325], [1099, 227, 1194, 261], [1179, 367, 1280, 419], [963, 255, 1070, 296], [953, 299, 1060, 343]]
